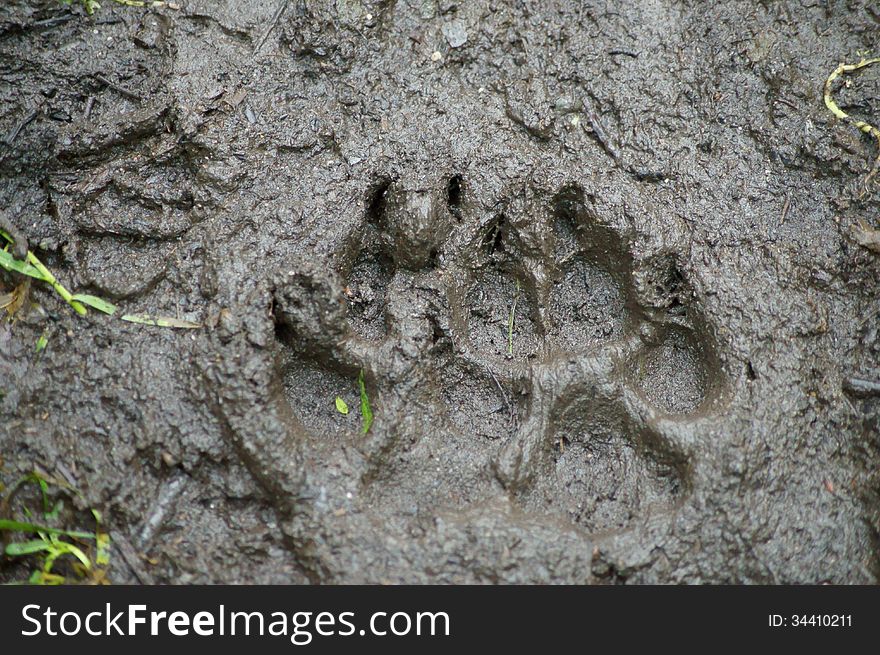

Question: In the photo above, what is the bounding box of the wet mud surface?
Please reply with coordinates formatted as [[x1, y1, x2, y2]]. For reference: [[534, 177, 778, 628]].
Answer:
[[1, 0, 879, 583]]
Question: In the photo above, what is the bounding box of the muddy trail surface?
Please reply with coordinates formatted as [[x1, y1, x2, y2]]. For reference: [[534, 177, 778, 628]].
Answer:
[[1, 0, 879, 584]]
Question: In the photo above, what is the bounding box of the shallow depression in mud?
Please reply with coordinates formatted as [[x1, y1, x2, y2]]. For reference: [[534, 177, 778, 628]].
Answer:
[[281, 355, 361, 441], [630, 327, 712, 415], [546, 257, 627, 351], [465, 267, 539, 360], [440, 359, 520, 441], [523, 402, 682, 533], [344, 247, 394, 341]]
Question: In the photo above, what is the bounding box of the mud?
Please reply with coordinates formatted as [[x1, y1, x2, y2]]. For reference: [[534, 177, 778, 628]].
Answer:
[[1, 0, 879, 583]]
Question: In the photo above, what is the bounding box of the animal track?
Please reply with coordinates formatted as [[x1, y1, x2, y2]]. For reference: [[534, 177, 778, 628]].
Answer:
[[204, 174, 728, 582], [344, 246, 394, 341]]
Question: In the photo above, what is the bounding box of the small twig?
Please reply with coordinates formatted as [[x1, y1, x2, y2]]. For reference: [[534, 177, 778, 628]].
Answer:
[[93, 74, 141, 102], [629, 166, 669, 182], [254, 0, 288, 56], [607, 48, 639, 58], [4, 109, 38, 145], [54, 462, 78, 489], [507, 279, 520, 356], [32, 13, 77, 29], [582, 96, 619, 160], [775, 97, 799, 112], [842, 377, 880, 398], [138, 473, 188, 548], [84, 96, 95, 120], [485, 365, 515, 427], [581, 94, 669, 182], [780, 194, 791, 225], [110, 531, 154, 585]]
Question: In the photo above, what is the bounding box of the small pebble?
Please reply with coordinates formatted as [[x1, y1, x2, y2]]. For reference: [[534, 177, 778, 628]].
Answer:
[[442, 19, 468, 48]]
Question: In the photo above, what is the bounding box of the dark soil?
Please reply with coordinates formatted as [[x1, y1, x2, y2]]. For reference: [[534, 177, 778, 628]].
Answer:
[[1, 0, 879, 583]]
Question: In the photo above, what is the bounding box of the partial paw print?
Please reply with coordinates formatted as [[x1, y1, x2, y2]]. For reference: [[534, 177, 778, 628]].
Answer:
[[448, 187, 632, 368], [47, 103, 209, 302], [273, 182, 543, 556], [209, 172, 729, 581], [438, 185, 727, 533]]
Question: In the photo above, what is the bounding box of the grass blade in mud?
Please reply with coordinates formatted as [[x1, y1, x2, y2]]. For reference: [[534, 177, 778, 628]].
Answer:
[[359, 370, 373, 434], [824, 57, 880, 190], [95, 531, 111, 567], [71, 294, 118, 315], [0, 249, 46, 281], [120, 313, 201, 329], [4, 539, 53, 557], [508, 278, 520, 356], [2, 231, 196, 326], [1, 229, 87, 315], [0, 519, 95, 541], [23, 252, 87, 316]]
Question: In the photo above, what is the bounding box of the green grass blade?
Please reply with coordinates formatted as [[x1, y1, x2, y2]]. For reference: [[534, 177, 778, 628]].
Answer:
[[96, 532, 111, 566], [5, 540, 53, 557], [0, 519, 95, 541], [57, 542, 92, 570], [358, 370, 373, 434], [25, 252, 87, 316], [0, 249, 46, 280], [35, 476, 53, 515], [121, 313, 201, 329], [71, 294, 117, 315], [1, 230, 86, 315]]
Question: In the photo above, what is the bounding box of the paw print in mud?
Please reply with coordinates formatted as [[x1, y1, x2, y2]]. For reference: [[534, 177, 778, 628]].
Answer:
[[205, 173, 728, 583]]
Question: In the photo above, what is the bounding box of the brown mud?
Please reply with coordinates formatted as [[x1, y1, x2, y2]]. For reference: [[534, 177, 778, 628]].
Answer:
[[1, 0, 879, 583]]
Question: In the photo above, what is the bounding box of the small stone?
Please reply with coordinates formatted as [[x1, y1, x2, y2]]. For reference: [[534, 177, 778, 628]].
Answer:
[[442, 19, 468, 48], [419, 0, 436, 19], [431, 51, 442, 62]]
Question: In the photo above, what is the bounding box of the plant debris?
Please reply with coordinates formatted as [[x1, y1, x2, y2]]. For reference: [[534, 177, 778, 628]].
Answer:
[[824, 56, 880, 192], [0, 472, 110, 585], [1, 229, 200, 329], [358, 370, 373, 434], [507, 278, 520, 357]]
